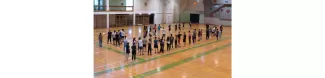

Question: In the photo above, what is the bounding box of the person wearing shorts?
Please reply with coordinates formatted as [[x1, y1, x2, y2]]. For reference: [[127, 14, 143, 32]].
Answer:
[[125, 42, 130, 61], [138, 38, 143, 55], [154, 37, 158, 53]]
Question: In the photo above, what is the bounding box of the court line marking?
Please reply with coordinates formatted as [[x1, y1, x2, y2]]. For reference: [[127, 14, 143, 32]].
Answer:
[[132, 43, 231, 78], [94, 36, 231, 76]]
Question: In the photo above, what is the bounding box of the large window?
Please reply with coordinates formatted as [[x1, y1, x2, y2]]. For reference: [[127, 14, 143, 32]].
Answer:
[[126, 0, 133, 11], [94, 0, 105, 11]]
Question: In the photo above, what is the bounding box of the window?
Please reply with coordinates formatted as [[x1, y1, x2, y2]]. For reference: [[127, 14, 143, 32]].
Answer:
[[126, 0, 133, 11]]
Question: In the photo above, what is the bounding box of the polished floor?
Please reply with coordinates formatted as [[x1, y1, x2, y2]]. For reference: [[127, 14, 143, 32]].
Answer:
[[94, 24, 232, 78]]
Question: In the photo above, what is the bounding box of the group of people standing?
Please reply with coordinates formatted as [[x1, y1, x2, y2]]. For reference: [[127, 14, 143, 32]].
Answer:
[[98, 29, 126, 48], [97, 23, 224, 61], [206, 24, 224, 40]]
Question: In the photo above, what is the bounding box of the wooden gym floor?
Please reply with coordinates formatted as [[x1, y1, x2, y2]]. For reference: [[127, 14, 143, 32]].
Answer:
[[94, 24, 232, 78]]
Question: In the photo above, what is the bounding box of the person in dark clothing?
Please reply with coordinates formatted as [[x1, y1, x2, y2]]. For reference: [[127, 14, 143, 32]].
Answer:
[[205, 28, 210, 40], [175, 24, 177, 31], [178, 23, 181, 30], [131, 43, 137, 61], [126, 42, 130, 61], [159, 38, 164, 53], [220, 25, 223, 35], [107, 30, 112, 44], [177, 32, 181, 47], [166, 36, 171, 51], [183, 32, 186, 46], [115, 31, 120, 47], [170, 34, 174, 48], [147, 39, 152, 55], [198, 29, 202, 41], [154, 37, 158, 53], [206, 24, 210, 40], [192, 29, 197, 43], [99, 33, 103, 47], [175, 36, 178, 48], [168, 24, 171, 32], [216, 29, 219, 40]]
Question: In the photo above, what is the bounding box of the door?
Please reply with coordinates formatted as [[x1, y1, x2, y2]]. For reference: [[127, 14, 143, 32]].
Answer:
[[149, 14, 154, 24], [190, 14, 200, 23], [94, 14, 107, 29]]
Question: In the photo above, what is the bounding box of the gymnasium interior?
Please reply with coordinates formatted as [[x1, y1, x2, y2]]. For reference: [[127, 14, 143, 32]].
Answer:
[[94, 0, 232, 78]]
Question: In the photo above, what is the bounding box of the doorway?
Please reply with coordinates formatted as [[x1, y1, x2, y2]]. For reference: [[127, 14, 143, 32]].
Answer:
[[149, 14, 155, 24], [190, 14, 200, 23]]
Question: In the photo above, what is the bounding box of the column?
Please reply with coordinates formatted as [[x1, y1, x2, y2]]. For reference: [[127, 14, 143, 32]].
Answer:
[[106, 0, 109, 11], [107, 14, 110, 28], [133, 13, 136, 26]]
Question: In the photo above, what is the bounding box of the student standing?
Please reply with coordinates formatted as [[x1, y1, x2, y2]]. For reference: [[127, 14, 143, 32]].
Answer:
[[125, 42, 130, 61], [178, 23, 181, 30], [112, 30, 116, 45], [175, 24, 177, 31], [159, 38, 164, 53], [154, 37, 158, 54], [138, 38, 143, 55], [131, 43, 137, 61], [174, 36, 178, 48], [99, 33, 103, 47], [115, 31, 120, 46], [198, 29, 202, 41], [168, 24, 171, 32], [218, 29, 222, 39], [206, 24, 209, 40], [147, 38, 152, 55], [166, 36, 171, 51], [170, 34, 174, 48], [123, 37, 128, 60], [183, 32, 186, 46], [107, 30, 112, 44], [216, 29, 219, 40], [192, 29, 197, 43], [177, 32, 181, 47]]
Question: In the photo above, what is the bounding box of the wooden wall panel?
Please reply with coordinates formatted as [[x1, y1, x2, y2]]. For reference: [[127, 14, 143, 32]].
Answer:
[[94, 15, 107, 29]]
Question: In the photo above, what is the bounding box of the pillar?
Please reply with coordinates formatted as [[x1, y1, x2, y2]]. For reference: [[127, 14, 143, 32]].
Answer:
[[133, 13, 136, 26], [107, 14, 110, 28], [106, 0, 109, 11]]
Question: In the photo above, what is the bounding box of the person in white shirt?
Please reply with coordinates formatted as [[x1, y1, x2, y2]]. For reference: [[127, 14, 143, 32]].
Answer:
[[162, 27, 166, 39], [138, 38, 144, 55], [112, 30, 116, 45]]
